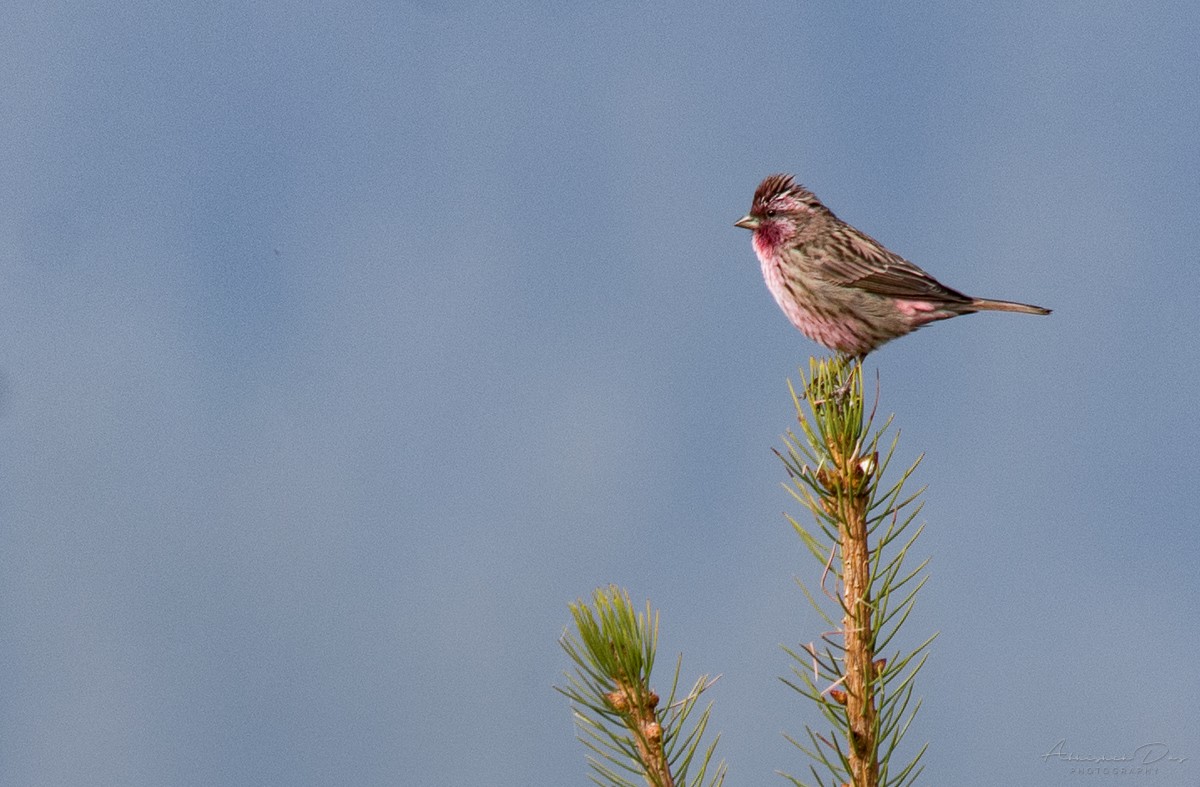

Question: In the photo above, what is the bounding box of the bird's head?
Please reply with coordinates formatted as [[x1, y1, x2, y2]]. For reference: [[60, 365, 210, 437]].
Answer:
[[735, 174, 831, 252]]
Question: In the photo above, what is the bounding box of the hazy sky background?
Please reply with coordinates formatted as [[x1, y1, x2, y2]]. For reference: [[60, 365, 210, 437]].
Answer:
[[3, 2, 1198, 785]]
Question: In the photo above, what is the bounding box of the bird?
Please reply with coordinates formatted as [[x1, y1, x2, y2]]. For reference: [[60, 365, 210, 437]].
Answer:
[[735, 173, 1050, 359]]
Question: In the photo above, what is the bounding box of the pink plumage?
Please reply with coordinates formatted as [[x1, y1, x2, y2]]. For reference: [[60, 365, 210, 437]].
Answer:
[[735, 174, 1049, 357]]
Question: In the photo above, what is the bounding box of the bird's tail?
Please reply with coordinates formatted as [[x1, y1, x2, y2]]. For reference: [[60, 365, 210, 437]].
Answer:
[[969, 298, 1051, 316]]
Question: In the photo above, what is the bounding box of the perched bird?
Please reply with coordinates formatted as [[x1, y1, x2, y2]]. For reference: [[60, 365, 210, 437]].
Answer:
[[735, 174, 1049, 358]]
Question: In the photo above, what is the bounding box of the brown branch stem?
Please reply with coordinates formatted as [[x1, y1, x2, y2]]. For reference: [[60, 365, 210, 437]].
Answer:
[[607, 679, 673, 787], [838, 448, 878, 787]]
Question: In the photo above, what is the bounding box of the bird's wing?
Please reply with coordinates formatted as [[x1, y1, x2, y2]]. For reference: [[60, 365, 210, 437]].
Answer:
[[816, 228, 972, 303]]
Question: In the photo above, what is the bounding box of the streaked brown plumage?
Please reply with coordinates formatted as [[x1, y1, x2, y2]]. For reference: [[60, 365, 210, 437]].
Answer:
[[735, 174, 1050, 357]]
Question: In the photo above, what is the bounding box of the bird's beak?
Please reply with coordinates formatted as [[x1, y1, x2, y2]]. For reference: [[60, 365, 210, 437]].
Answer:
[[734, 215, 759, 230]]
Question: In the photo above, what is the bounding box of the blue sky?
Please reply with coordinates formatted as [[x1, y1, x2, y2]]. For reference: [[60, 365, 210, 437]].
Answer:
[[3, 2, 1198, 785]]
